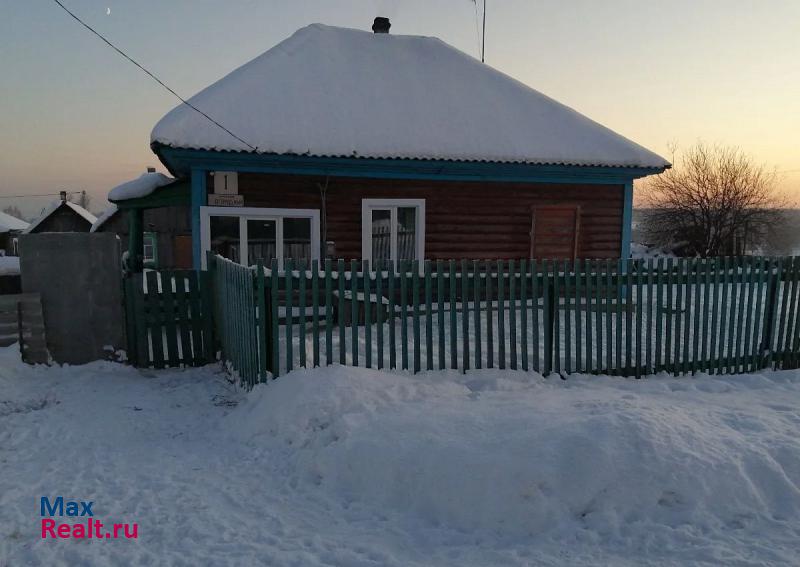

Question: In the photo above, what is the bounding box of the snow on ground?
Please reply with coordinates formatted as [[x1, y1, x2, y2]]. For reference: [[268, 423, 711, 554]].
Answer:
[[2, 345, 800, 566], [0, 256, 20, 276]]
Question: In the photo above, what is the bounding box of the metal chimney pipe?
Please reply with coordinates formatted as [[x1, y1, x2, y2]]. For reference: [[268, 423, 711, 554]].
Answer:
[[372, 17, 390, 34]]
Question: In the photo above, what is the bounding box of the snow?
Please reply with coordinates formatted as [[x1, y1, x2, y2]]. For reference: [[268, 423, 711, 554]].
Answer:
[[2, 345, 800, 565], [90, 203, 118, 233], [151, 24, 669, 170], [24, 201, 97, 233], [108, 172, 174, 202], [0, 211, 28, 233], [630, 242, 677, 259], [0, 256, 20, 275]]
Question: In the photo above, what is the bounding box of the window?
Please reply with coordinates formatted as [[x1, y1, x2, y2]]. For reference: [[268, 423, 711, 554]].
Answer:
[[143, 232, 159, 268], [200, 207, 320, 270], [361, 199, 425, 268]]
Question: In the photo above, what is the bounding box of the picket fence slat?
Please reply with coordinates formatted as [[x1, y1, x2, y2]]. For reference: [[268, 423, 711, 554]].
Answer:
[[191, 254, 800, 391]]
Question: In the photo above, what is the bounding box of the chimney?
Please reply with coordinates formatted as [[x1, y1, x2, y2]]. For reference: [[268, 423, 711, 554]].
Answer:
[[146, 166, 156, 173], [372, 17, 390, 34], [59, 190, 67, 202]]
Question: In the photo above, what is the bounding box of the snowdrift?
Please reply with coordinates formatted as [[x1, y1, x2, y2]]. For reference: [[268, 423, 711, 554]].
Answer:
[[229, 366, 800, 552]]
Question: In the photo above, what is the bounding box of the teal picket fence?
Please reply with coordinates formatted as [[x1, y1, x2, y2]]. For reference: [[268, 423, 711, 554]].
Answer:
[[124, 269, 214, 368], [206, 255, 800, 389]]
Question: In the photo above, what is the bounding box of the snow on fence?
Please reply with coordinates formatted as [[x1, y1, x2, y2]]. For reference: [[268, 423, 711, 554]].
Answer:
[[208, 254, 800, 389], [123, 270, 215, 368]]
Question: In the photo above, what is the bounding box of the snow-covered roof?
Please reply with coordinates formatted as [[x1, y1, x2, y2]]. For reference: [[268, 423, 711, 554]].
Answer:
[[151, 24, 669, 170], [0, 211, 29, 234], [25, 200, 97, 234], [90, 203, 119, 233], [108, 172, 174, 202]]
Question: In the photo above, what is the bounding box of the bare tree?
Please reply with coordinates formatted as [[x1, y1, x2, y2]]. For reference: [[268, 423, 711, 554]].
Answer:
[[641, 142, 786, 257]]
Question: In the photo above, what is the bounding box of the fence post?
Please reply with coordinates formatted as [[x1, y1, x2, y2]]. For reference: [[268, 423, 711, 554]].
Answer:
[[202, 251, 217, 363], [545, 262, 556, 376], [760, 258, 780, 368], [256, 260, 268, 382]]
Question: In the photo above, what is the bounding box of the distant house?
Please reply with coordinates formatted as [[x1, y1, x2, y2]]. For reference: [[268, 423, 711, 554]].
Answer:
[[92, 171, 192, 269], [25, 193, 97, 234], [0, 211, 29, 256], [120, 20, 669, 271]]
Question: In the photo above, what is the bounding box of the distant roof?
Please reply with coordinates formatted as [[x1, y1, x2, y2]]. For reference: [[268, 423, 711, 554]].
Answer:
[[90, 203, 119, 233], [152, 24, 669, 170], [0, 210, 29, 233], [25, 200, 97, 234]]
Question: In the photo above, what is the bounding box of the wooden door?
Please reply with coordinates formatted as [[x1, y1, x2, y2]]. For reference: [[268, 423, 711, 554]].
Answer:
[[529, 205, 581, 259]]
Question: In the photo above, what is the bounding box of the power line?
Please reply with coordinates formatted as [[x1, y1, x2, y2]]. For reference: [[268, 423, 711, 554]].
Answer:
[[0, 191, 82, 199], [50, 0, 257, 152]]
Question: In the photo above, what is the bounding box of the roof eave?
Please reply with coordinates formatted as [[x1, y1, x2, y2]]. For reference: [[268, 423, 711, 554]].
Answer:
[[152, 143, 668, 184]]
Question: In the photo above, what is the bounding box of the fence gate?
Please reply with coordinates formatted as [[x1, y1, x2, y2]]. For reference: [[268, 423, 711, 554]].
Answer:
[[123, 270, 214, 368]]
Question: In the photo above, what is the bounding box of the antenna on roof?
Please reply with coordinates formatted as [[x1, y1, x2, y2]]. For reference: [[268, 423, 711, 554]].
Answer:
[[481, 0, 486, 62]]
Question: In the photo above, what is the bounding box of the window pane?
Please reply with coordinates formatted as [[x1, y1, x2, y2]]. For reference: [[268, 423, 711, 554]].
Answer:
[[397, 207, 416, 261], [283, 218, 311, 264], [371, 209, 391, 261], [247, 219, 277, 266], [210, 216, 240, 263]]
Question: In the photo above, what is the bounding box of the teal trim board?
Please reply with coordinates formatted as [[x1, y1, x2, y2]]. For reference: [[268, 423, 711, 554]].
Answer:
[[191, 168, 206, 270], [154, 145, 665, 185]]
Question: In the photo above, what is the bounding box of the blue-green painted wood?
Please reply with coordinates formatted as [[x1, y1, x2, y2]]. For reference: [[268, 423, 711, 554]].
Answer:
[[337, 259, 346, 366], [412, 260, 421, 374], [519, 259, 529, 372], [497, 260, 506, 370], [285, 259, 294, 373], [298, 260, 307, 368], [350, 259, 359, 368], [437, 260, 445, 370], [256, 261, 267, 380], [363, 260, 372, 369], [473, 260, 482, 370], [325, 260, 333, 366], [388, 259, 397, 369], [542, 260, 551, 375], [311, 260, 320, 368], [270, 259, 280, 377], [400, 260, 409, 370], [486, 261, 494, 369], [532, 259, 540, 372], [508, 260, 518, 370], [376, 259, 385, 370], [449, 260, 458, 370], [425, 261, 433, 371], [563, 260, 571, 374], [461, 259, 470, 373]]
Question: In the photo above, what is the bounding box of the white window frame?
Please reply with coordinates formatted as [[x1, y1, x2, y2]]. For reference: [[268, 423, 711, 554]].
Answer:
[[200, 206, 320, 270], [361, 198, 425, 268]]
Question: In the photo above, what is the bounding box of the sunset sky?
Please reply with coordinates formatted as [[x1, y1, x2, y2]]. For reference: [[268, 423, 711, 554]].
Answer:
[[2, 0, 798, 217]]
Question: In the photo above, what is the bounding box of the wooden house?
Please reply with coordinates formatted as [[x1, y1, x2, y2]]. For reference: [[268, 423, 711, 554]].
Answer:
[[25, 193, 96, 234], [117, 20, 669, 271]]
